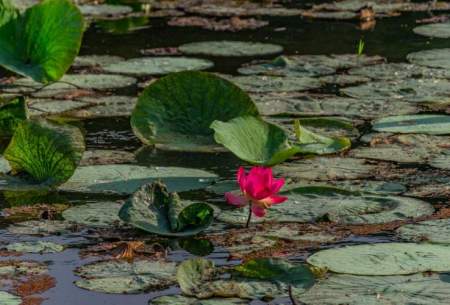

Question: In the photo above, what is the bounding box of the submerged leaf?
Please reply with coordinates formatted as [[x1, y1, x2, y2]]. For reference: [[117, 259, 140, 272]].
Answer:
[[0, 96, 28, 138]]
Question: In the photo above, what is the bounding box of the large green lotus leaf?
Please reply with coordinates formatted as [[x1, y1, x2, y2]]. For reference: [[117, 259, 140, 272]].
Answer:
[[0, 0, 17, 27], [234, 258, 314, 288], [0, 96, 28, 138], [103, 57, 213, 76], [211, 116, 299, 166], [413, 23, 450, 38], [177, 258, 296, 300], [60, 164, 217, 195], [119, 182, 214, 237], [407, 48, 450, 70], [179, 41, 283, 57], [307, 243, 450, 275], [372, 114, 450, 135], [229, 75, 322, 93], [62, 201, 124, 228], [7, 220, 75, 236], [238, 54, 384, 77], [75, 259, 177, 294], [151, 295, 248, 305], [6, 241, 64, 253], [0, 0, 84, 83], [397, 219, 450, 244], [217, 186, 433, 225], [299, 273, 450, 305], [348, 62, 450, 80], [3, 119, 85, 186], [131, 71, 258, 151], [0, 292, 20, 305]]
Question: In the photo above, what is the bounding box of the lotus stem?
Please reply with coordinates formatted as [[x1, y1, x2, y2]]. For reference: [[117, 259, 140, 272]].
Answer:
[[245, 201, 252, 228]]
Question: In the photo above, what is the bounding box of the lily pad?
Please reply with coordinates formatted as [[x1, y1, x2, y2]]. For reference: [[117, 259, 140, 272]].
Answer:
[[6, 241, 64, 253], [397, 219, 450, 244], [413, 23, 450, 38], [179, 41, 283, 57], [119, 182, 214, 237], [80, 149, 136, 166], [62, 201, 124, 228], [151, 295, 248, 305], [0, 260, 47, 276], [29, 98, 91, 116], [407, 48, 450, 70], [0, 0, 84, 83], [0, 96, 28, 138], [78, 4, 132, 17], [348, 62, 450, 80], [0, 292, 20, 305], [372, 114, 450, 135], [3, 119, 85, 187], [307, 243, 450, 275], [75, 259, 177, 294], [229, 75, 322, 93], [69, 96, 137, 119], [7, 220, 75, 235], [103, 57, 213, 76], [300, 273, 450, 305], [131, 71, 258, 151], [60, 164, 217, 195], [73, 55, 125, 68]]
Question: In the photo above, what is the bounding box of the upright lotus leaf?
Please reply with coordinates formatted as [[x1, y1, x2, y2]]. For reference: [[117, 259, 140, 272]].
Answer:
[[211, 116, 300, 166], [119, 181, 214, 237], [3, 119, 85, 186], [131, 71, 259, 151], [0, 0, 84, 83], [372, 114, 450, 135], [0, 96, 28, 138], [293, 120, 351, 154], [307, 243, 450, 275], [0, 0, 18, 27]]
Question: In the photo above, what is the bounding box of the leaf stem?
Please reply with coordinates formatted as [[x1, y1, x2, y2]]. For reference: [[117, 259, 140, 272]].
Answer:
[[245, 201, 252, 228]]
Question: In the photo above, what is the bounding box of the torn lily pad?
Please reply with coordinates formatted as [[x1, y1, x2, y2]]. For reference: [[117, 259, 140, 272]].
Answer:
[[372, 114, 450, 135], [75, 259, 177, 294], [103, 57, 213, 76], [2, 119, 85, 188], [407, 48, 450, 70], [119, 182, 214, 237], [6, 241, 64, 253], [397, 219, 450, 244], [308, 243, 450, 275], [131, 71, 258, 151], [413, 23, 450, 39], [0, 0, 84, 83], [179, 41, 283, 57], [62, 201, 124, 228], [60, 164, 217, 195], [0, 292, 20, 305], [0, 96, 28, 138]]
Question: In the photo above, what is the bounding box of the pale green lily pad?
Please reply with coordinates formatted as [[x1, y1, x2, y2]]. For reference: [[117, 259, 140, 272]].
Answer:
[[318, 74, 369, 86], [0, 260, 47, 276], [230, 75, 322, 93], [311, 0, 410, 13], [185, 4, 303, 17], [75, 259, 177, 294], [179, 41, 283, 57], [103, 57, 214, 76], [397, 219, 450, 244], [372, 114, 450, 135], [151, 295, 247, 305], [62, 201, 124, 228], [407, 48, 450, 70], [0, 96, 28, 138], [80, 149, 135, 166], [131, 71, 258, 151], [308, 243, 450, 275], [7, 220, 75, 236], [68, 96, 137, 119], [0, 156, 11, 173], [60, 164, 217, 195], [349, 62, 450, 80], [238, 54, 384, 77], [29, 98, 91, 116], [73, 55, 125, 68], [226, 234, 277, 255], [429, 152, 450, 170], [217, 186, 433, 225], [0, 292, 20, 305], [300, 273, 450, 305], [6, 241, 64, 253], [301, 10, 358, 19], [260, 226, 338, 242], [119, 182, 214, 237], [413, 23, 450, 38], [78, 4, 132, 17]]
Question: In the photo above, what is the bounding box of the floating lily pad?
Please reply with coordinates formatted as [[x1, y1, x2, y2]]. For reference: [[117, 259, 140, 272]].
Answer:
[[0, 0, 84, 83], [397, 219, 450, 244], [229, 75, 322, 93], [185, 4, 303, 17], [119, 182, 214, 237], [179, 41, 283, 57], [300, 273, 450, 305], [372, 114, 450, 135], [78, 4, 132, 17], [261, 227, 338, 242], [62, 201, 124, 228], [407, 48, 450, 70], [131, 71, 258, 151], [73, 55, 125, 68], [413, 23, 450, 38], [226, 234, 277, 256], [6, 241, 64, 253], [60, 164, 217, 195], [151, 295, 248, 305], [7, 220, 75, 235], [0, 96, 28, 138], [307, 243, 450, 275], [348, 62, 450, 80], [80, 149, 135, 166], [69, 96, 137, 119], [97, 16, 150, 34], [103, 57, 214, 76], [0, 292, 20, 305], [75, 259, 177, 294], [29, 98, 91, 116], [217, 186, 432, 225]]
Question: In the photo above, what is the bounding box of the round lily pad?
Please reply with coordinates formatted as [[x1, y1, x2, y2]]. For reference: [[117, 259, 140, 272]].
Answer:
[[75, 259, 177, 294], [62, 201, 124, 228], [413, 23, 450, 38], [7, 220, 75, 236], [307, 243, 450, 275], [397, 219, 450, 244], [407, 49, 450, 70], [6, 241, 64, 253], [372, 114, 450, 135], [60, 164, 217, 195], [348, 62, 450, 80], [73, 55, 125, 68], [151, 296, 248, 305], [0, 292, 21, 305], [68, 96, 137, 119], [78, 4, 132, 17], [102, 57, 214, 76], [179, 41, 283, 57], [230, 75, 322, 93], [29, 98, 91, 117]]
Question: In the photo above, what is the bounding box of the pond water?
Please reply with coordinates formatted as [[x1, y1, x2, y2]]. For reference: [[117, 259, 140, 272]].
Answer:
[[1, 0, 450, 304]]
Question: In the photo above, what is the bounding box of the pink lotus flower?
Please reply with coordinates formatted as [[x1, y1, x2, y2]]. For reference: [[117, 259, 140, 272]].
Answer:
[[225, 167, 287, 226]]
